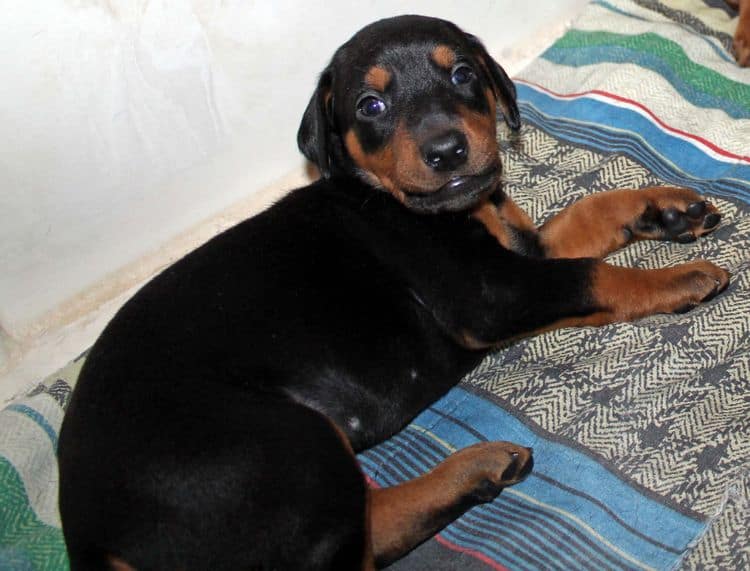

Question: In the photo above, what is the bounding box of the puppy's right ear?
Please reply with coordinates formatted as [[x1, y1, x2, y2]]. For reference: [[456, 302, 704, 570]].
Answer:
[[297, 69, 334, 179]]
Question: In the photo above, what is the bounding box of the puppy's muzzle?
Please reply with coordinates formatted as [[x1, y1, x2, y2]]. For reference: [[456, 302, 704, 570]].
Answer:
[[402, 165, 500, 214]]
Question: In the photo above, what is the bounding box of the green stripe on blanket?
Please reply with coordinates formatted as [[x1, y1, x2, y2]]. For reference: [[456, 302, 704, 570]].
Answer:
[[0, 458, 68, 571], [547, 30, 750, 114]]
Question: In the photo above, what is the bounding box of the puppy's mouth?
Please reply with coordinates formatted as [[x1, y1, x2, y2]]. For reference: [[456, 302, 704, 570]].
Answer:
[[401, 166, 501, 214]]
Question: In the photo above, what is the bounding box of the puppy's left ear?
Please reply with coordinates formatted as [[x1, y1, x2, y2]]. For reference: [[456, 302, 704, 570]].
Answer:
[[466, 34, 521, 131], [297, 68, 335, 178]]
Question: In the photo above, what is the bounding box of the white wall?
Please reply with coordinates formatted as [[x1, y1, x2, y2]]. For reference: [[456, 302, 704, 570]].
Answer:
[[0, 0, 588, 396]]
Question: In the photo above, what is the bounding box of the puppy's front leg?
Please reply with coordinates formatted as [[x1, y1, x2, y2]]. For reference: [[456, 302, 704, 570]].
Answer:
[[439, 253, 729, 348], [538, 187, 722, 259], [535, 259, 730, 335]]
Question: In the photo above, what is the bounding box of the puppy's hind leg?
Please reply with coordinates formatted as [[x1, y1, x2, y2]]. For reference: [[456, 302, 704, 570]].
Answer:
[[62, 396, 372, 571], [369, 442, 533, 568]]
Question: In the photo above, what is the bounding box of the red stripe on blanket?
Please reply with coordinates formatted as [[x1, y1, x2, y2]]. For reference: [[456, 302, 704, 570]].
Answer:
[[516, 78, 750, 164], [365, 474, 509, 569], [435, 534, 511, 571]]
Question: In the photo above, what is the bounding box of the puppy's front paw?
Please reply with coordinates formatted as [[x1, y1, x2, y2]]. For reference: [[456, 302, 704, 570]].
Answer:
[[592, 260, 730, 323], [669, 260, 730, 313], [632, 187, 721, 243]]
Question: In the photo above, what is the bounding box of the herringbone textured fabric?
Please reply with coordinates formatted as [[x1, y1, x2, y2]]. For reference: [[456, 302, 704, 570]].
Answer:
[[681, 467, 750, 570], [467, 122, 750, 557]]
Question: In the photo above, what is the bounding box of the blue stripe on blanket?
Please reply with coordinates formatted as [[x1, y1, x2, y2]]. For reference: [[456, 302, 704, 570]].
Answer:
[[359, 387, 705, 571], [519, 102, 750, 201], [516, 83, 750, 204], [543, 46, 749, 119], [6, 404, 59, 451]]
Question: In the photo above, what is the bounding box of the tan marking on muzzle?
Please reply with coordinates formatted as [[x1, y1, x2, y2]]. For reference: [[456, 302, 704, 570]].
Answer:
[[344, 123, 434, 202], [457, 101, 499, 171]]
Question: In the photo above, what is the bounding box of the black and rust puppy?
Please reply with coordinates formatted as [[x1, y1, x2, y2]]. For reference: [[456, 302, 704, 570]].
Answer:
[[59, 15, 729, 571]]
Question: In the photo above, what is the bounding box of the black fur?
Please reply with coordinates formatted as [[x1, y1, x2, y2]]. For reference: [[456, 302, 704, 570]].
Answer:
[[59, 15, 602, 570]]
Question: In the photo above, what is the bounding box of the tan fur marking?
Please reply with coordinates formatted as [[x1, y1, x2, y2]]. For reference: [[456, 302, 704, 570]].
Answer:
[[590, 261, 729, 321], [432, 44, 456, 69], [459, 104, 497, 161], [344, 124, 434, 201], [453, 103, 501, 184], [539, 187, 720, 259], [345, 102, 500, 202], [484, 87, 496, 111], [344, 129, 402, 202], [498, 196, 537, 233], [107, 556, 138, 571], [323, 417, 377, 571], [370, 442, 531, 567], [455, 328, 492, 350], [472, 201, 514, 249], [322, 418, 530, 571], [364, 66, 392, 92], [519, 260, 729, 339], [471, 196, 537, 252], [733, 0, 750, 66], [540, 191, 639, 259]]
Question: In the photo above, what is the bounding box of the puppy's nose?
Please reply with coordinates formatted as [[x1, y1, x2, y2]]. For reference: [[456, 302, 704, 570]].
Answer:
[[421, 130, 468, 172]]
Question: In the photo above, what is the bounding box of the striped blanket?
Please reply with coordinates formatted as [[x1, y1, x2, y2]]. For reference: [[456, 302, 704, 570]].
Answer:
[[1, 0, 748, 569]]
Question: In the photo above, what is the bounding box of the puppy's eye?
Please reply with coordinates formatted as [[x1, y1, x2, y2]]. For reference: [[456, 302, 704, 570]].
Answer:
[[451, 64, 474, 86], [357, 96, 387, 118]]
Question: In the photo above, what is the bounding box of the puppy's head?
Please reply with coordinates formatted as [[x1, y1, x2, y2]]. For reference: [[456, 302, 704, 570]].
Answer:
[[298, 15, 520, 214]]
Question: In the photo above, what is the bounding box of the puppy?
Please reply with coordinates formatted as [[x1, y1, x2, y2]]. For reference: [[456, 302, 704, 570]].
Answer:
[[58, 15, 728, 571]]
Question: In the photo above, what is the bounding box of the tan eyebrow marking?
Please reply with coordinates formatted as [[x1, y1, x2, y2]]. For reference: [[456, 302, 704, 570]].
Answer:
[[432, 45, 456, 69], [365, 66, 392, 91]]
